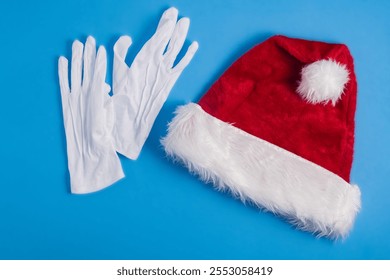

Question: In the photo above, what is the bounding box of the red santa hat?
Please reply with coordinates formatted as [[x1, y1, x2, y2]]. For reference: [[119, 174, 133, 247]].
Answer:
[[162, 35, 360, 239]]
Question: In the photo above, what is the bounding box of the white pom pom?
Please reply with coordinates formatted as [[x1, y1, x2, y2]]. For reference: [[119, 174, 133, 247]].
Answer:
[[297, 59, 349, 106]]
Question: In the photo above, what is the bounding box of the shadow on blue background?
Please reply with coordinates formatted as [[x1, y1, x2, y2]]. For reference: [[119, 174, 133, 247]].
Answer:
[[0, 0, 389, 259]]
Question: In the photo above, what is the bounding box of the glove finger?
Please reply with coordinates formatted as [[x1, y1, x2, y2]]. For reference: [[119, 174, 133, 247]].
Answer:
[[113, 35, 132, 95], [71, 40, 84, 92], [114, 35, 132, 62], [172, 41, 199, 73], [92, 46, 109, 107], [82, 36, 96, 90], [156, 7, 178, 32], [93, 46, 107, 87], [164, 17, 190, 68], [92, 46, 111, 137], [147, 7, 178, 54], [58, 56, 71, 125], [58, 56, 70, 97]]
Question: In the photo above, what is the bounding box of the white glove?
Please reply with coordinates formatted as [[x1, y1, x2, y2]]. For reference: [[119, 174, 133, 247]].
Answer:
[[58, 36, 124, 194], [112, 7, 199, 159]]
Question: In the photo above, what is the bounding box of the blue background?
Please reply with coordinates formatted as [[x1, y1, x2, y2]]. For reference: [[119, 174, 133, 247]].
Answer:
[[0, 0, 389, 260]]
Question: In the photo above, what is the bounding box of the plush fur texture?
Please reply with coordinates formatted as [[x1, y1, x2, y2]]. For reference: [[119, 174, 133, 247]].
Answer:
[[162, 103, 361, 239], [198, 35, 357, 182], [297, 59, 350, 105]]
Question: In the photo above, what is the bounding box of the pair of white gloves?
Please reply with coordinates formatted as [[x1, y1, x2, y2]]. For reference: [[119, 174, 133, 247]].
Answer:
[[58, 8, 198, 194]]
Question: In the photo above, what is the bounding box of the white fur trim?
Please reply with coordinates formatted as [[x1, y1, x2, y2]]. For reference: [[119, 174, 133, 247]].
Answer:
[[161, 103, 360, 239], [297, 59, 349, 106]]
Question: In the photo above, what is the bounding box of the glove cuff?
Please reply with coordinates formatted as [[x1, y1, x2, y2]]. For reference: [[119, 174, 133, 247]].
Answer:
[[69, 151, 125, 194]]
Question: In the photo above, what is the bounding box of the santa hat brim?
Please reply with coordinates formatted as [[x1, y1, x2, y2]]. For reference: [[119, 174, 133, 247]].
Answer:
[[162, 103, 361, 239]]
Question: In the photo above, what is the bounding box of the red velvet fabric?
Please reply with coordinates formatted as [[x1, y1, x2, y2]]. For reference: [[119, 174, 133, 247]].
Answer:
[[199, 35, 357, 182]]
